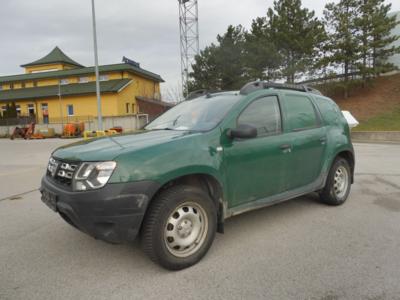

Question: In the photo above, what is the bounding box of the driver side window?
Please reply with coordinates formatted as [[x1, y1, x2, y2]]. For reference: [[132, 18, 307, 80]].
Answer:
[[237, 96, 281, 137]]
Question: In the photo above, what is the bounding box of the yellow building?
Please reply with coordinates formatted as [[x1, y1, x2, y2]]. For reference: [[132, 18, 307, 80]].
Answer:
[[0, 47, 170, 123]]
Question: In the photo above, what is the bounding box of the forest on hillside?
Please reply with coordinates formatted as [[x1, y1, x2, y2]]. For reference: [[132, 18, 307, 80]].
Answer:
[[187, 0, 400, 97]]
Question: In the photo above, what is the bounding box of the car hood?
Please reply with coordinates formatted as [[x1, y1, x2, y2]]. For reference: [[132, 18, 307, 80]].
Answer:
[[52, 130, 190, 161]]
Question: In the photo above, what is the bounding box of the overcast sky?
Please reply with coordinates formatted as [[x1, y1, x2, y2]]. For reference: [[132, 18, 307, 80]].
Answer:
[[1, 0, 399, 99]]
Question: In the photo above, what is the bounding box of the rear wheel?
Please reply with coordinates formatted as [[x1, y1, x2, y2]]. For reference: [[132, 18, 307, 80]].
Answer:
[[141, 185, 217, 270], [319, 157, 351, 205]]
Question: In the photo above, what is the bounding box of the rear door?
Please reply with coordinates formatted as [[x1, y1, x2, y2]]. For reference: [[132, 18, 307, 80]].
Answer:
[[281, 92, 327, 190]]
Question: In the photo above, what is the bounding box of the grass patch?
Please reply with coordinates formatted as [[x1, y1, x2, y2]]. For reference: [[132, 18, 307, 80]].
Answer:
[[353, 107, 400, 131]]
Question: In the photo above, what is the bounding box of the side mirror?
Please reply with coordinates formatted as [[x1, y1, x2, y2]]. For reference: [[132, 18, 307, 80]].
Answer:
[[227, 124, 257, 139]]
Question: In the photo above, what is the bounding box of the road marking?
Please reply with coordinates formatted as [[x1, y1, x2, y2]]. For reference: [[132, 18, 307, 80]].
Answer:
[[0, 167, 40, 177], [0, 189, 38, 202]]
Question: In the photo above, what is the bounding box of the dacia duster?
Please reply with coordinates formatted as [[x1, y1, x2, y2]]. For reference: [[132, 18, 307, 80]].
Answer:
[[41, 81, 355, 270]]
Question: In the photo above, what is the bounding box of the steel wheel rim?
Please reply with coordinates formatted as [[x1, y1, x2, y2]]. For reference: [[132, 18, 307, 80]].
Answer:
[[333, 165, 349, 198], [164, 201, 208, 258]]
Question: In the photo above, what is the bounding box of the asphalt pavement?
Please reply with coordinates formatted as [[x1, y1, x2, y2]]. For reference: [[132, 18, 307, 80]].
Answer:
[[0, 139, 399, 300]]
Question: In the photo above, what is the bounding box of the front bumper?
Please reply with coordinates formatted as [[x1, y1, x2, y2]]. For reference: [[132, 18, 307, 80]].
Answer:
[[40, 175, 160, 244]]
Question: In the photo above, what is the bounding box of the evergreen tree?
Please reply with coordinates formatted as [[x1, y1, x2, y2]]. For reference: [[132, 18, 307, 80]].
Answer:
[[355, 0, 375, 85], [9, 102, 18, 118], [367, 1, 400, 75], [215, 25, 247, 90], [188, 25, 247, 91], [267, 0, 325, 83], [243, 17, 281, 81], [355, 0, 400, 83], [188, 44, 221, 91], [323, 0, 360, 97], [3, 103, 11, 119]]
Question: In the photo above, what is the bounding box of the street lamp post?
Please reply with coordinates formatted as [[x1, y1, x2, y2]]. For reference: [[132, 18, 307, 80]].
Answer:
[[91, 0, 103, 130], [58, 80, 63, 130]]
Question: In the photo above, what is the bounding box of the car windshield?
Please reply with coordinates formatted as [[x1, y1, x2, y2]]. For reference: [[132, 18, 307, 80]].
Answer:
[[145, 93, 240, 131]]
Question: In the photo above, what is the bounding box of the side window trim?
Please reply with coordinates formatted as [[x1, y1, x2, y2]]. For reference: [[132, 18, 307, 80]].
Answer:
[[309, 96, 326, 126], [236, 94, 283, 139]]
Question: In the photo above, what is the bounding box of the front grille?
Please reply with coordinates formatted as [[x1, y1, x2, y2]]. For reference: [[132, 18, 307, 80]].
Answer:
[[47, 157, 79, 187]]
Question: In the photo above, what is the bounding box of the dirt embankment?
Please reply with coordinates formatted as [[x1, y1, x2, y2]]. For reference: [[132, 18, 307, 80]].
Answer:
[[332, 73, 400, 121]]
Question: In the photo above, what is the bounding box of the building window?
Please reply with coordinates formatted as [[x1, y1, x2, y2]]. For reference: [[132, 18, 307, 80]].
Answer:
[[67, 104, 74, 116], [28, 104, 35, 115], [16, 105, 21, 116], [33, 81, 38, 87], [79, 77, 89, 83], [126, 103, 130, 114], [60, 79, 69, 85], [131, 103, 135, 114], [99, 75, 109, 81], [21, 82, 26, 88], [10, 83, 14, 89], [41, 103, 49, 124]]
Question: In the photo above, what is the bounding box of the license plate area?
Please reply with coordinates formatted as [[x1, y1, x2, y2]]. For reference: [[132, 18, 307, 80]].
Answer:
[[41, 189, 58, 212]]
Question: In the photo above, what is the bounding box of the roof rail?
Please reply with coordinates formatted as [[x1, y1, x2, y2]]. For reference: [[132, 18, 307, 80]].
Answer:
[[186, 89, 210, 100], [186, 89, 228, 100], [239, 81, 322, 95], [304, 86, 322, 95]]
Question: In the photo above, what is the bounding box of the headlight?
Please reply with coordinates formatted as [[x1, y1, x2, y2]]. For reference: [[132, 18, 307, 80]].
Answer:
[[73, 161, 116, 191]]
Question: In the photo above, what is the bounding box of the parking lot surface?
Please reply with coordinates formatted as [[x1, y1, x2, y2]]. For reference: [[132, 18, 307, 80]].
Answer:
[[0, 139, 400, 299]]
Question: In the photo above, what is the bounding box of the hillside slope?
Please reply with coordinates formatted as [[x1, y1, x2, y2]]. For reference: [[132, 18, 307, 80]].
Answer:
[[332, 74, 400, 125]]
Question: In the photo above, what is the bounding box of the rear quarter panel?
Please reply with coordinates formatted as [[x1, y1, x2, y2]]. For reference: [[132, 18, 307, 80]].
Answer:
[[312, 95, 354, 177]]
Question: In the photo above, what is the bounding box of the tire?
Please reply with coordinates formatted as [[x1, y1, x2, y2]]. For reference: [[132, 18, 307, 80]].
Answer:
[[319, 157, 351, 206], [141, 185, 217, 270]]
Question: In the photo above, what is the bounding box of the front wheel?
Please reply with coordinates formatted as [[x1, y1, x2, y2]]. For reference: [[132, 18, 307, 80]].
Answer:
[[141, 185, 217, 270], [319, 157, 352, 205]]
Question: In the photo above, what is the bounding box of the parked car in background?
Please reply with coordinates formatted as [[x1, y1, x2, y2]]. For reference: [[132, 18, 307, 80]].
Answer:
[[41, 81, 355, 270]]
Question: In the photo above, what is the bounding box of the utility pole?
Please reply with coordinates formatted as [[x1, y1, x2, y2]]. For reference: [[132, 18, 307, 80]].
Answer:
[[178, 0, 199, 97], [91, 0, 103, 130]]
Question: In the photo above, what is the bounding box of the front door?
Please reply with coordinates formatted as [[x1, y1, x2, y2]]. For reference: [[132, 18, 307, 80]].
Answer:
[[223, 95, 291, 208]]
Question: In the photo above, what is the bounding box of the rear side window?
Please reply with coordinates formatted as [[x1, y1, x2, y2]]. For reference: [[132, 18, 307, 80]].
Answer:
[[313, 96, 339, 125], [237, 96, 281, 137], [284, 94, 318, 131]]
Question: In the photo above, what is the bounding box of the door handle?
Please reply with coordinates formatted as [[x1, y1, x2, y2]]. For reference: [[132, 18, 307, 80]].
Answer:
[[280, 144, 291, 150], [319, 137, 327, 143]]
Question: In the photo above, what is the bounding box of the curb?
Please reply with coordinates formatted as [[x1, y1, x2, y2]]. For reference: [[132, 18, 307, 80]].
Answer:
[[351, 131, 400, 143]]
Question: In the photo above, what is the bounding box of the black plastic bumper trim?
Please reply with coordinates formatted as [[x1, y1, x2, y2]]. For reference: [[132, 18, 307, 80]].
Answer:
[[40, 175, 160, 244]]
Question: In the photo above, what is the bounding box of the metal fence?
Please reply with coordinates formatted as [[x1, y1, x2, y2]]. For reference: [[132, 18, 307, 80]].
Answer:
[[0, 114, 94, 126], [0, 115, 36, 126], [297, 72, 362, 86], [45, 115, 95, 125], [0, 114, 149, 136]]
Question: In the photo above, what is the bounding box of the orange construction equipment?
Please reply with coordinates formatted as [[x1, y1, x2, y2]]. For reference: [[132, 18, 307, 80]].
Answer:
[[10, 123, 35, 140], [62, 122, 85, 138]]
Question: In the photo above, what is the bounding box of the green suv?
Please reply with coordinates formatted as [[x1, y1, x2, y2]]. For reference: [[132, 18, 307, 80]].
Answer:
[[41, 81, 354, 270]]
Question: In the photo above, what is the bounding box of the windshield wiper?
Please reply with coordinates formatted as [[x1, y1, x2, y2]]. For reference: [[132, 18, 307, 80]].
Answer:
[[172, 115, 181, 126], [145, 115, 182, 131]]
